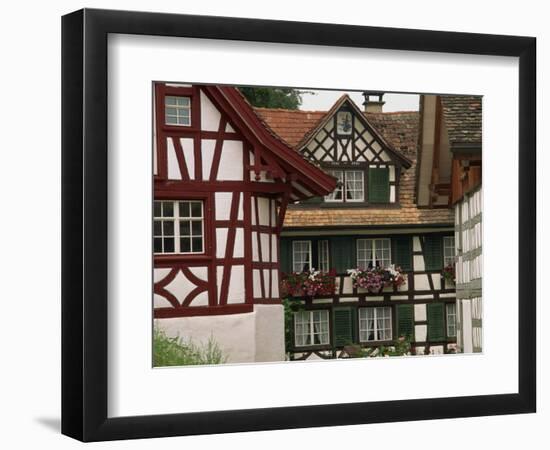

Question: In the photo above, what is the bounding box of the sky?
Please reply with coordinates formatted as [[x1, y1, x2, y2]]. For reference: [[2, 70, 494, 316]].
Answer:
[[298, 89, 420, 112]]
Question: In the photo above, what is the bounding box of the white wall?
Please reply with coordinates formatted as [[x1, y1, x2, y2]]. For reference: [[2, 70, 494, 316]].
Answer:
[[0, 1, 547, 450]]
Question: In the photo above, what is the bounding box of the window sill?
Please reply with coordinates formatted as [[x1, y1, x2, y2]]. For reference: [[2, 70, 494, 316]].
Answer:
[[154, 254, 212, 264]]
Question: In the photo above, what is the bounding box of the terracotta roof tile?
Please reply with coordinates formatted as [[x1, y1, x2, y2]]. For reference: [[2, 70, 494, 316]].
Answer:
[[254, 105, 454, 228]]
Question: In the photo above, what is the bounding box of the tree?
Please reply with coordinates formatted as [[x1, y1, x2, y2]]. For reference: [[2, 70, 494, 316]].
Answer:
[[238, 87, 304, 109]]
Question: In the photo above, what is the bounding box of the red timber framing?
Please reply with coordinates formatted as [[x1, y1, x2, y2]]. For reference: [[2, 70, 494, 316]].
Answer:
[[153, 83, 336, 318]]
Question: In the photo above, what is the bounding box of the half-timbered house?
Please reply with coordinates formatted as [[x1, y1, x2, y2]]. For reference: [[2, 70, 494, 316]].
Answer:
[[256, 92, 459, 359], [415, 94, 482, 353], [153, 83, 336, 363]]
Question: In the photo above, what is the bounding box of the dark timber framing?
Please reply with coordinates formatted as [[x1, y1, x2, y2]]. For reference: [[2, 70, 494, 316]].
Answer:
[[62, 8, 535, 441]]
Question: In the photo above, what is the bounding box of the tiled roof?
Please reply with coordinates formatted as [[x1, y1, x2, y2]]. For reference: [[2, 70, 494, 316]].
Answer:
[[254, 106, 454, 228], [253, 107, 326, 147], [441, 96, 482, 146]]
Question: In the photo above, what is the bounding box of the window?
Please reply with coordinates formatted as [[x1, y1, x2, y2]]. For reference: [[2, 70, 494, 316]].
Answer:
[[325, 170, 364, 202], [356, 238, 391, 269], [165, 95, 191, 126], [446, 303, 457, 337], [154, 200, 204, 254], [294, 310, 330, 346], [359, 307, 392, 342], [292, 241, 312, 272], [443, 236, 455, 266], [318, 240, 330, 272]]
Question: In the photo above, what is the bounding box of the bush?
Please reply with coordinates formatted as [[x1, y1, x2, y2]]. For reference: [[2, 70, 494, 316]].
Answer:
[[153, 327, 227, 367]]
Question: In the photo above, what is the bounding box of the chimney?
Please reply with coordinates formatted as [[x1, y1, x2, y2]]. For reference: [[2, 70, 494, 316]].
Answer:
[[362, 91, 385, 113]]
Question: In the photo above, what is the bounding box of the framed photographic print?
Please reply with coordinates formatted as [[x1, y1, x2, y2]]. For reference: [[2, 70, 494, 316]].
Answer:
[[61, 8, 536, 442]]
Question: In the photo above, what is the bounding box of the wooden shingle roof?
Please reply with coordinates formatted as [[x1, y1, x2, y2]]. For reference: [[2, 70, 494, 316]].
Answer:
[[441, 96, 482, 146], [255, 105, 454, 228]]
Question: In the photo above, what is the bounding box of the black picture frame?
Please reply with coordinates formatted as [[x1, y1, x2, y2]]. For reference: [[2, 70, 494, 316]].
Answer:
[[61, 8, 536, 442]]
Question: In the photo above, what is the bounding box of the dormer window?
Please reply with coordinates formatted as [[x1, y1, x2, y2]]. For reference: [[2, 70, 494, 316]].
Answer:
[[325, 170, 364, 202], [165, 95, 191, 126]]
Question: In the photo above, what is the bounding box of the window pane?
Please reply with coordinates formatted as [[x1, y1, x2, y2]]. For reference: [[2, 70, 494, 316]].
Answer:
[[180, 238, 191, 253], [153, 221, 162, 236], [191, 237, 203, 252], [191, 202, 202, 217], [163, 238, 174, 253], [162, 221, 174, 236], [178, 201, 190, 217], [154, 238, 163, 253], [163, 202, 173, 217], [179, 221, 190, 236], [191, 221, 202, 236], [154, 201, 162, 217]]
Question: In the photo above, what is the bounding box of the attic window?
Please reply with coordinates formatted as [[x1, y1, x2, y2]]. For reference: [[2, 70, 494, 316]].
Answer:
[[165, 95, 191, 126]]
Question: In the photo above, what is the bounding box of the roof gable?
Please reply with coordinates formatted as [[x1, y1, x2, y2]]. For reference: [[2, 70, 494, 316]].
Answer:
[[202, 86, 337, 200], [295, 95, 412, 168]]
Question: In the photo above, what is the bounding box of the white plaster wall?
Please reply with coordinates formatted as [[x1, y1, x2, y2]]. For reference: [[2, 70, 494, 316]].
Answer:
[[413, 236, 422, 252], [216, 228, 228, 258], [431, 274, 441, 290], [342, 276, 354, 294], [164, 270, 197, 304], [166, 137, 181, 180], [200, 91, 221, 131], [461, 299, 473, 353], [414, 303, 427, 321], [413, 254, 425, 271], [217, 141, 244, 180], [254, 304, 285, 362], [257, 197, 271, 226], [154, 293, 172, 308], [415, 324, 427, 341], [156, 312, 256, 363], [215, 192, 232, 220], [271, 270, 279, 297], [414, 274, 430, 291], [227, 265, 245, 304], [201, 138, 216, 180]]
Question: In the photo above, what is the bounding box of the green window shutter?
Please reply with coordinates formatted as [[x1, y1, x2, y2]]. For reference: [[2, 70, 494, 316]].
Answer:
[[280, 239, 291, 274], [397, 304, 414, 339], [331, 237, 354, 274], [368, 167, 390, 203], [332, 307, 356, 347], [427, 303, 445, 341], [393, 236, 412, 271], [423, 235, 443, 271]]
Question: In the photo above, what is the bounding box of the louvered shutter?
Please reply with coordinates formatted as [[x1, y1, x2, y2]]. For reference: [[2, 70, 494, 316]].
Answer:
[[368, 167, 390, 203], [331, 237, 354, 274], [279, 239, 292, 274], [397, 304, 414, 339], [393, 236, 412, 271], [427, 303, 446, 341], [333, 307, 356, 347], [423, 235, 443, 271]]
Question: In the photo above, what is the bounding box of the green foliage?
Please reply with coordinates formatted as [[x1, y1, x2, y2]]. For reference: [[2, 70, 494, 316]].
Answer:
[[343, 336, 412, 358], [282, 297, 304, 358], [153, 327, 227, 367], [238, 87, 304, 109]]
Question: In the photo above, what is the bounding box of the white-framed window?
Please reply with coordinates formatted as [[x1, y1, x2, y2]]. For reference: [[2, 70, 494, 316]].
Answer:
[[294, 310, 330, 346], [359, 307, 392, 342], [325, 170, 364, 202], [443, 236, 455, 266], [292, 240, 312, 272], [154, 200, 204, 254], [165, 95, 191, 126], [356, 238, 391, 269], [318, 240, 330, 272], [446, 303, 457, 337]]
